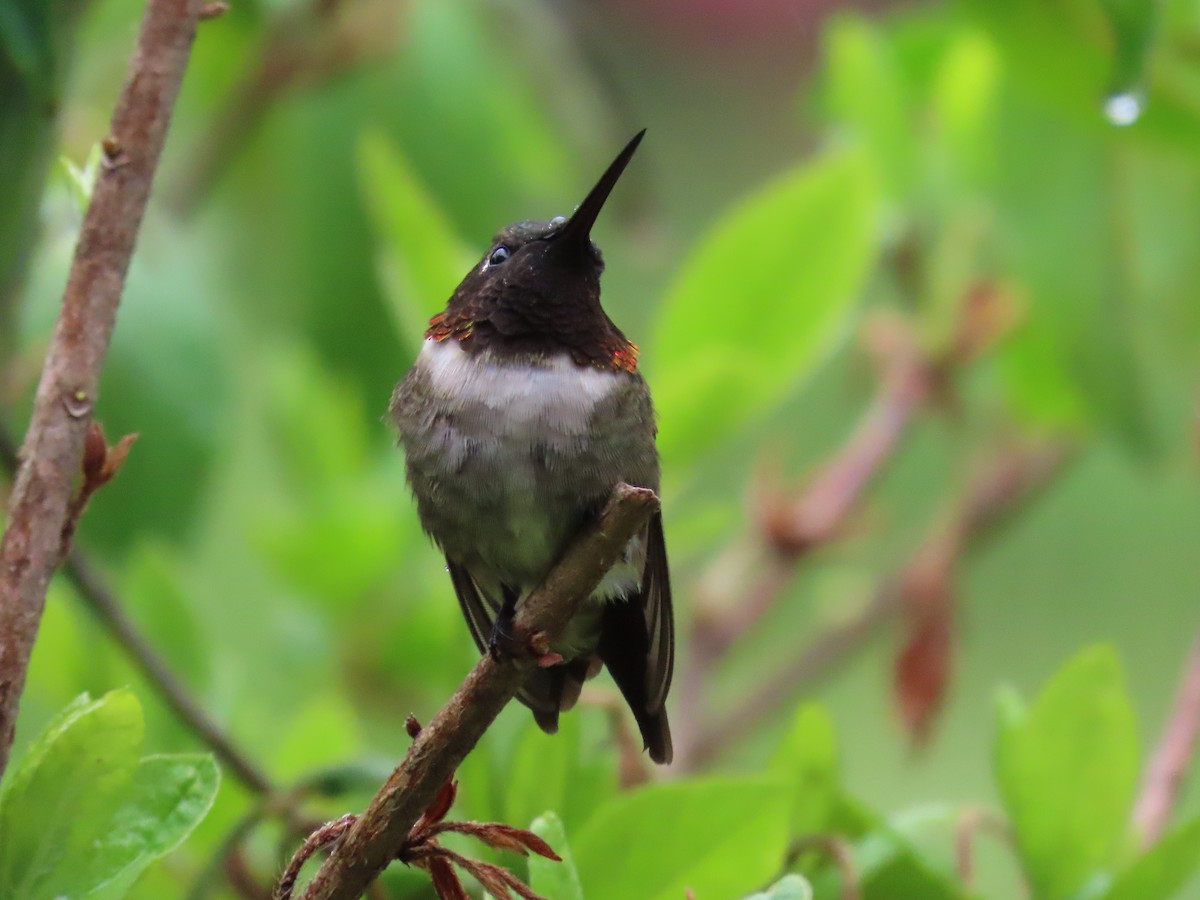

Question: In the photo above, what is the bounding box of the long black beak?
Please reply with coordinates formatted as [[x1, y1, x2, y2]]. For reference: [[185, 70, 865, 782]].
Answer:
[[556, 129, 645, 250]]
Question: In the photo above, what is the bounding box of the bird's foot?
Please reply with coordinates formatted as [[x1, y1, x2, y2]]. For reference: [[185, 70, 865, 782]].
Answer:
[[487, 614, 525, 661], [487, 617, 563, 667], [530, 631, 564, 668]]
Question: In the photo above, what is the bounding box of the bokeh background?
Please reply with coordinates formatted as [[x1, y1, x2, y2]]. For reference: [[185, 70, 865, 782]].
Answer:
[[3, 0, 1200, 896]]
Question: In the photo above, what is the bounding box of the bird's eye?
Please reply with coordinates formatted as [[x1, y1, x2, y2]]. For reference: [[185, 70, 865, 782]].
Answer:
[[486, 246, 510, 268], [549, 216, 567, 229]]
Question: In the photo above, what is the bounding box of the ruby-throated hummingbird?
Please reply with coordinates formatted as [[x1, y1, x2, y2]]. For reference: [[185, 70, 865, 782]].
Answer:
[[389, 131, 673, 764]]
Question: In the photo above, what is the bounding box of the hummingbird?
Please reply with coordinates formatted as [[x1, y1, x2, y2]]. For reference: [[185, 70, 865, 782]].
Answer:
[[389, 131, 673, 764]]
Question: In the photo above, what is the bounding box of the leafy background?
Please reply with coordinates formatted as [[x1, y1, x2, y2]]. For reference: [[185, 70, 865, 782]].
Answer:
[[3, 0, 1200, 897]]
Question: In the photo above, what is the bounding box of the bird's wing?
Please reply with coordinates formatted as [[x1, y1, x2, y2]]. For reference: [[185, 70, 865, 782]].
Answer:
[[445, 557, 492, 656], [642, 510, 674, 713], [444, 557, 568, 725]]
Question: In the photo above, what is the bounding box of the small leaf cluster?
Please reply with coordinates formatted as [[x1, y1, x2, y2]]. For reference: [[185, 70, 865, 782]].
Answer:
[[0, 690, 218, 899]]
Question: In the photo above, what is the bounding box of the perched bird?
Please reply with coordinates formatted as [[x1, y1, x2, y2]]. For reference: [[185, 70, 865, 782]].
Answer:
[[389, 131, 673, 764]]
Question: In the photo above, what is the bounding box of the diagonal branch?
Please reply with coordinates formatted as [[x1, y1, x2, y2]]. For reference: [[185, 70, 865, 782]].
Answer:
[[1132, 629, 1200, 847], [289, 483, 659, 900], [0, 0, 204, 775], [685, 442, 1069, 768]]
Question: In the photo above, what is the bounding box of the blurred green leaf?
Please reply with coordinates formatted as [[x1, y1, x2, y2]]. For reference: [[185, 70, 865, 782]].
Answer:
[[529, 812, 585, 900], [743, 874, 814, 900], [823, 15, 916, 201], [357, 131, 474, 347], [261, 345, 373, 491], [997, 308, 1093, 432], [770, 702, 839, 836], [991, 100, 1150, 450], [388, 0, 577, 231], [59, 142, 101, 211], [271, 694, 363, 782], [0, 690, 143, 897], [122, 543, 210, 690], [253, 482, 405, 609], [652, 148, 878, 465], [0, 0, 57, 98], [995, 646, 1139, 900], [1101, 818, 1200, 900], [504, 714, 616, 837], [859, 850, 962, 900], [1099, 0, 1158, 100], [931, 29, 1001, 192], [54, 753, 219, 899], [573, 777, 792, 900]]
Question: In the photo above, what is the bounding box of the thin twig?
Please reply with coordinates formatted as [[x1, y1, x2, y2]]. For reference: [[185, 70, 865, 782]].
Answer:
[[292, 483, 659, 900], [785, 835, 860, 900], [677, 290, 1015, 761], [0, 0, 203, 775], [689, 315, 934, 664], [1, 419, 272, 794], [954, 807, 1017, 895], [277, 815, 357, 900], [686, 442, 1070, 768], [66, 547, 275, 792], [1132, 630, 1200, 847]]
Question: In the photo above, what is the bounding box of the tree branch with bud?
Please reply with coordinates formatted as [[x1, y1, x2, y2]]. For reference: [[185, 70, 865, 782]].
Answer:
[[0, 0, 205, 776]]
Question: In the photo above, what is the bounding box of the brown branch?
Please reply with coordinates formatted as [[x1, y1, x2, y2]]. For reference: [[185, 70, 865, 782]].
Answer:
[[675, 316, 935, 760], [689, 315, 934, 664], [0, 0, 203, 775], [675, 289, 1016, 762], [1132, 629, 1200, 847], [291, 483, 659, 900], [685, 442, 1070, 768]]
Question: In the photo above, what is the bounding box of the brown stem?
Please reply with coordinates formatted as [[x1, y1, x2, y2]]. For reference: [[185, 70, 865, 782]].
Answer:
[[1132, 630, 1200, 847], [292, 484, 659, 900], [954, 807, 1017, 895], [676, 317, 935, 761], [690, 317, 933, 664], [0, 0, 203, 775], [685, 443, 1070, 768], [786, 835, 860, 900]]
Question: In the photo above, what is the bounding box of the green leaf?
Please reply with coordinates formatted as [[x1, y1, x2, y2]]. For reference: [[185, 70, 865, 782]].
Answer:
[[0, 690, 144, 897], [930, 30, 1002, 191], [0, 1, 52, 93], [770, 702, 839, 836], [995, 646, 1140, 900], [58, 142, 102, 211], [357, 131, 474, 347], [573, 777, 792, 900], [529, 812, 585, 900], [823, 15, 916, 200], [52, 753, 220, 899], [991, 103, 1150, 451], [1101, 818, 1200, 900], [652, 148, 878, 465], [504, 715, 616, 837], [743, 874, 814, 900], [1099, 0, 1158, 100]]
